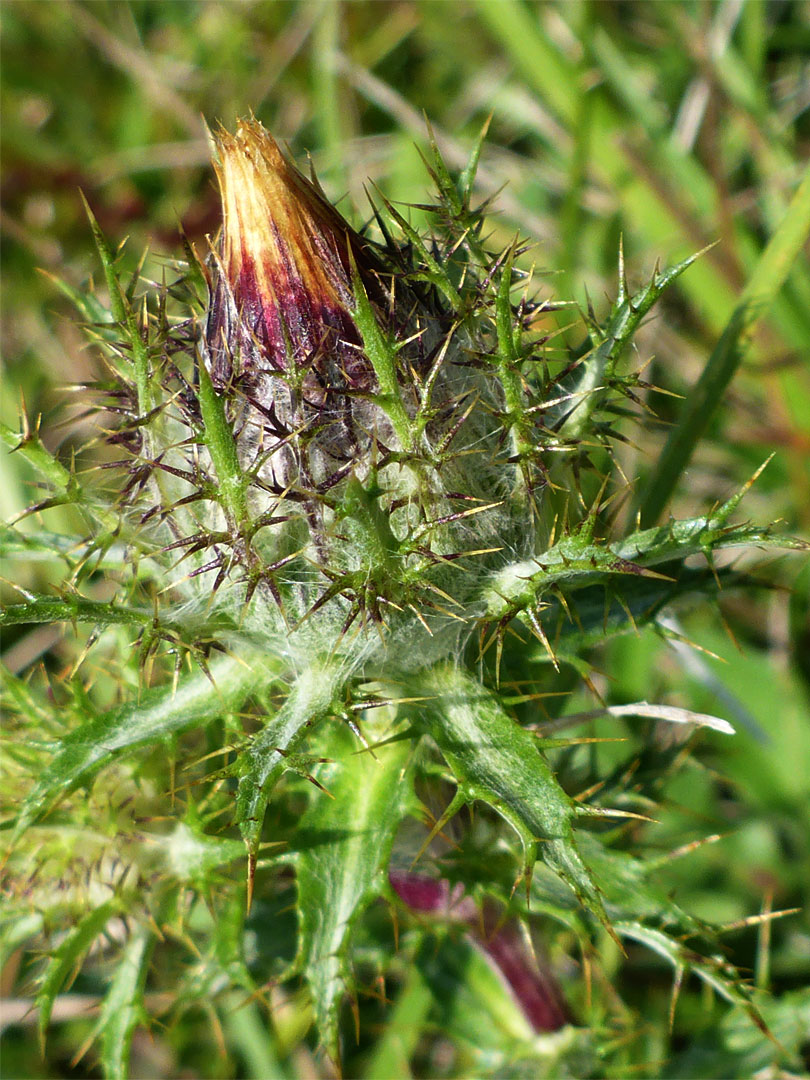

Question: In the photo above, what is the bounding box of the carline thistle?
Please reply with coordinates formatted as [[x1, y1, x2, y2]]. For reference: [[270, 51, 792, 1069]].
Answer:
[[4, 110, 795, 1073], [195, 116, 533, 663]]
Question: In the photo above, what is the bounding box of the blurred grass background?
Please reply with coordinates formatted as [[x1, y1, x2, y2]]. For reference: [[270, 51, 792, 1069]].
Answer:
[[2, 1, 809, 1076]]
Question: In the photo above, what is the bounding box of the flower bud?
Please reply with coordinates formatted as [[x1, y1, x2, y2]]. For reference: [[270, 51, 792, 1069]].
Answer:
[[203, 118, 384, 489]]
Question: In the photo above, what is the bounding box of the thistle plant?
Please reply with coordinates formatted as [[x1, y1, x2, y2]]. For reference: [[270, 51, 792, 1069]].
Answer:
[[2, 118, 808, 1079]]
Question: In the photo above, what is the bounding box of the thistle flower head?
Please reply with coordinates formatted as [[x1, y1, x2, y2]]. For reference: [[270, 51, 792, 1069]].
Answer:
[[7, 108, 795, 1079], [206, 118, 374, 381], [197, 117, 522, 650], [203, 118, 389, 490]]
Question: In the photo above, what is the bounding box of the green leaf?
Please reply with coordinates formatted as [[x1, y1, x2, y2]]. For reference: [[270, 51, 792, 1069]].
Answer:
[[458, 113, 492, 208], [0, 424, 118, 531], [0, 594, 234, 642], [235, 660, 344, 861], [0, 596, 155, 630], [0, 421, 75, 495], [615, 921, 766, 1031], [484, 510, 807, 626], [97, 924, 156, 1080], [1, 663, 54, 725], [38, 267, 117, 328], [0, 527, 143, 572], [557, 249, 706, 440], [294, 719, 414, 1058], [375, 192, 463, 311], [350, 258, 414, 454], [11, 652, 273, 846], [414, 665, 607, 926], [197, 358, 248, 528], [494, 246, 533, 477], [1, 912, 44, 970], [36, 898, 121, 1046], [80, 193, 127, 324], [80, 194, 152, 416], [715, 987, 810, 1075], [538, 564, 744, 658], [422, 120, 463, 216], [577, 835, 705, 930]]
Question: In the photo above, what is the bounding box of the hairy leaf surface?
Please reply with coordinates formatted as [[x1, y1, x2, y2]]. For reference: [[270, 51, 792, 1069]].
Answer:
[[293, 720, 414, 1057], [415, 665, 606, 924], [12, 652, 273, 845]]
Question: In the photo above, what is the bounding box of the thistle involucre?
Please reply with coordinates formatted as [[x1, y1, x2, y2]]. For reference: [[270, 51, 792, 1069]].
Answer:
[[198, 117, 518, 662]]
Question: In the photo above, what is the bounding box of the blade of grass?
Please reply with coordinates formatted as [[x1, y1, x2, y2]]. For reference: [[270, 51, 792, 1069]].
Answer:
[[637, 163, 810, 525], [476, 0, 810, 351], [312, 0, 347, 191], [361, 966, 431, 1080], [473, 0, 740, 327]]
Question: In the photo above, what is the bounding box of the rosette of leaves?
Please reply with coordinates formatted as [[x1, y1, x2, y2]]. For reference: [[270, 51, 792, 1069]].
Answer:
[[2, 118, 808, 1078]]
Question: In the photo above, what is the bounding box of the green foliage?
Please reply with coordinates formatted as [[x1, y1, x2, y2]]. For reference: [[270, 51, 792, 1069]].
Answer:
[[638, 165, 810, 525], [414, 666, 607, 925], [3, 4, 809, 1079], [293, 721, 415, 1058]]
